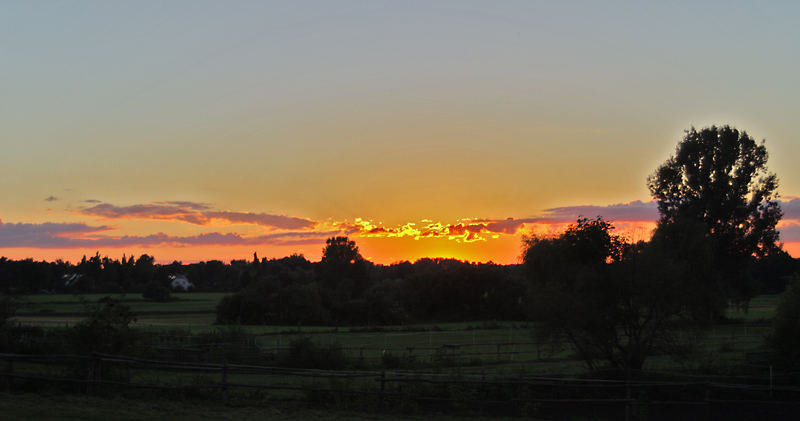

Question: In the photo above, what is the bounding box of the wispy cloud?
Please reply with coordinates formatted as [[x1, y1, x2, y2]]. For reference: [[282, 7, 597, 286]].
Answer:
[[159, 200, 211, 210], [777, 221, 800, 242], [0, 219, 336, 248], [203, 211, 316, 230], [539, 200, 659, 222], [780, 198, 800, 220], [44, 196, 59, 202], [82, 203, 208, 224], [80, 201, 316, 230], [0, 220, 112, 248]]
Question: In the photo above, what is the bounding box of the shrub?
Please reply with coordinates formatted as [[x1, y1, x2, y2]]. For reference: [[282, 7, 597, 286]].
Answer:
[[381, 351, 417, 369], [770, 277, 800, 365], [0, 293, 15, 329], [277, 337, 349, 369], [70, 296, 138, 354], [142, 280, 172, 302]]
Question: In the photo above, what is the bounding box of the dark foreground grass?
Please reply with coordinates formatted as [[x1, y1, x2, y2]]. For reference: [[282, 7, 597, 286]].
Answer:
[[0, 392, 523, 421]]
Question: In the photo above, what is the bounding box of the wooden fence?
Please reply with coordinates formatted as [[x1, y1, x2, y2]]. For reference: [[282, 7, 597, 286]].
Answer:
[[3, 352, 800, 420]]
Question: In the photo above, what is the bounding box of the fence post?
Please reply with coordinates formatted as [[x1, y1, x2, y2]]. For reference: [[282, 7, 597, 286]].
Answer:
[[221, 362, 229, 401], [769, 365, 773, 397], [625, 369, 631, 421], [96, 357, 102, 386], [5, 359, 12, 393], [704, 383, 711, 421], [86, 357, 98, 394]]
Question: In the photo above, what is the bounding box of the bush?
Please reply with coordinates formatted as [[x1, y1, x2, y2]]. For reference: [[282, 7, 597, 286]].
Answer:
[[277, 337, 349, 370], [381, 351, 417, 369], [0, 293, 14, 329], [215, 292, 270, 325], [71, 296, 138, 354], [142, 280, 172, 302], [770, 277, 800, 365], [0, 325, 57, 354]]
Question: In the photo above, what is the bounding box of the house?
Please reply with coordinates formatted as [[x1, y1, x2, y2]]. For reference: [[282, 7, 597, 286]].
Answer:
[[61, 273, 83, 288], [169, 274, 193, 291]]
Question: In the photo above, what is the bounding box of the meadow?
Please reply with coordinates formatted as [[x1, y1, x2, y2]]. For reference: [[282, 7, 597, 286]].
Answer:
[[13, 293, 226, 328], [9, 292, 780, 376], [3, 292, 788, 420]]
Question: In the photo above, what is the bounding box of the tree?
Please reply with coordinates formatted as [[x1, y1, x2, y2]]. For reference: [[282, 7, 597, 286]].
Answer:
[[648, 125, 782, 310], [318, 236, 368, 292], [524, 218, 689, 371], [71, 297, 138, 354], [142, 280, 172, 302]]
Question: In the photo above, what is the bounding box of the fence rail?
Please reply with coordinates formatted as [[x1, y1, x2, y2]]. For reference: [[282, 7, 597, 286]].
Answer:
[[2, 352, 800, 420]]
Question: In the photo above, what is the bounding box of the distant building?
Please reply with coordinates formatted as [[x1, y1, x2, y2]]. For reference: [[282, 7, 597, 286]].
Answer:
[[61, 273, 83, 288], [169, 274, 193, 291]]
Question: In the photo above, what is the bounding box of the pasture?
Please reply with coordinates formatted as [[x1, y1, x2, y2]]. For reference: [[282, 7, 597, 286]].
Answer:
[[2, 292, 786, 420], [13, 293, 225, 328], [8, 292, 780, 377]]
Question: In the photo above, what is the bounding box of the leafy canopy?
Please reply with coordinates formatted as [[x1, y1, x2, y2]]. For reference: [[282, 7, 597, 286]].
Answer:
[[524, 218, 689, 371], [648, 125, 781, 258], [648, 126, 782, 309]]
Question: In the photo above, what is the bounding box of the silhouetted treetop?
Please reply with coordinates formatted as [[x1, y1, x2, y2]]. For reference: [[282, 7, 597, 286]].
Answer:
[[648, 125, 782, 258]]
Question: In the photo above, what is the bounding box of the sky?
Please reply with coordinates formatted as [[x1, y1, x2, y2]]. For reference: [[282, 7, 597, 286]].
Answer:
[[2, 1, 799, 264]]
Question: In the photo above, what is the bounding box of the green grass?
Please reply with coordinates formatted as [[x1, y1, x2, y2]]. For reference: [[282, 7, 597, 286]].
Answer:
[[8, 292, 782, 377], [16, 293, 229, 313], [13, 292, 226, 329], [19, 292, 230, 313], [725, 294, 780, 322]]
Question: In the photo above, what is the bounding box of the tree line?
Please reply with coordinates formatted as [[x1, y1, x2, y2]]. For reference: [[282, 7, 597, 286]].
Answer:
[[0, 245, 529, 324]]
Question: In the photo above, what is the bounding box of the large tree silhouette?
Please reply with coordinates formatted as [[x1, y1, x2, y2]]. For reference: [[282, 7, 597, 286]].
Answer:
[[318, 236, 368, 293], [648, 125, 782, 312], [524, 218, 688, 371]]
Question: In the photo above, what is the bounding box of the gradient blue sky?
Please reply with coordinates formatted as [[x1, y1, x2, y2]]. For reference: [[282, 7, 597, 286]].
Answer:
[[2, 1, 799, 263]]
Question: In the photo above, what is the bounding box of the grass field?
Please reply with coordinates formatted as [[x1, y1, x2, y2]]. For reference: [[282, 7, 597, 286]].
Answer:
[[725, 294, 780, 322], [16, 292, 229, 314], [2, 294, 784, 420], [13, 293, 226, 329], [8, 292, 780, 377]]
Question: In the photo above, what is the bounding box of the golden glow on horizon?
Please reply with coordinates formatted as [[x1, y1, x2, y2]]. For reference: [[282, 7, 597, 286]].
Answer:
[[3, 230, 799, 265], [0, 219, 665, 265]]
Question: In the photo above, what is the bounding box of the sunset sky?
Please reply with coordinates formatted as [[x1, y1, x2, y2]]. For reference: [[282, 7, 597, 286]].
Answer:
[[2, 1, 800, 264]]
